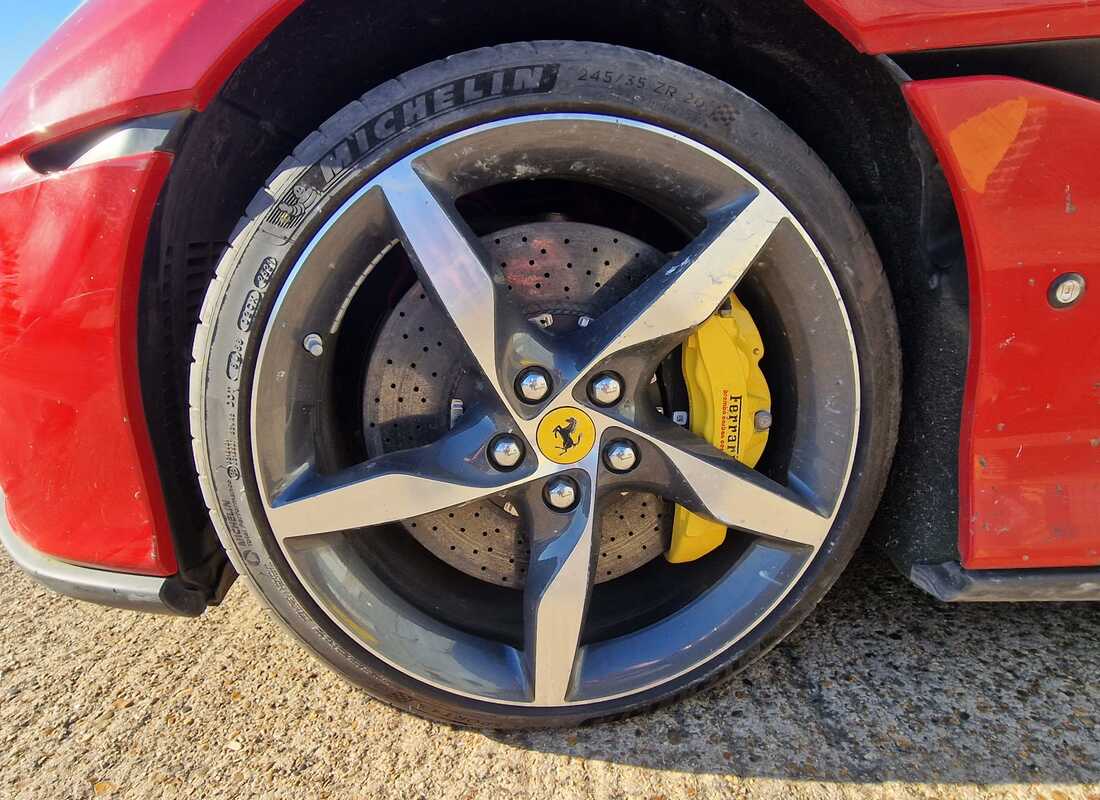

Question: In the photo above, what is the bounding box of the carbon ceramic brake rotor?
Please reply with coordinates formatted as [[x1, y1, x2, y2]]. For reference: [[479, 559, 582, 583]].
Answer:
[[363, 222, 673, 587]]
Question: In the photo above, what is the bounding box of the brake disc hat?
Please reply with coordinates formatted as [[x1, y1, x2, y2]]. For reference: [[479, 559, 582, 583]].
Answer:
[[365, 222, 671, 586], [190, 42, 900, 727]]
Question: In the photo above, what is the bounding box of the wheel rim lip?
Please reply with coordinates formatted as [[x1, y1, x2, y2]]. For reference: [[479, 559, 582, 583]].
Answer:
[[247, 113, 862, 707]]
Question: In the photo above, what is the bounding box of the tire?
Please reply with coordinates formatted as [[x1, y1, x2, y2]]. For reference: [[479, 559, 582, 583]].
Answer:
[[190, 41, 901, 728]]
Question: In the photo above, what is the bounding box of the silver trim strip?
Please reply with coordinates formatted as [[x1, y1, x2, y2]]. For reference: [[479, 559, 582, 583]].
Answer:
[[69, 116, 177, 169], [27, 111, 185, 174]]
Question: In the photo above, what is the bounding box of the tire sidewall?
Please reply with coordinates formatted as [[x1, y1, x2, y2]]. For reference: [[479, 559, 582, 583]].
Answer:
[[192, 41, 900, 728]]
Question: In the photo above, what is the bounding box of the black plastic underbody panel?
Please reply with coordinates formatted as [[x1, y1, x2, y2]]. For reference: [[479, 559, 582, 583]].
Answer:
[[911, 561, 1100, 602]]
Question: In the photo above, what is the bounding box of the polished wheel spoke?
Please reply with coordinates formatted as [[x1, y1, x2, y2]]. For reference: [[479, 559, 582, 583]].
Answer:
[[576, 190, 787, 373], [603, 414, 833, 549], [522, 463, 599, 705], [267, 415, 531, 541], [669, 447, 829, 548], [378, 160, 534, 414], [662, 440, 829, 548]]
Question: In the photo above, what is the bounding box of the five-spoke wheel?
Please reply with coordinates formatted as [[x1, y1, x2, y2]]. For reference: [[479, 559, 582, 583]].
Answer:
[[191, 42, 898, 727]]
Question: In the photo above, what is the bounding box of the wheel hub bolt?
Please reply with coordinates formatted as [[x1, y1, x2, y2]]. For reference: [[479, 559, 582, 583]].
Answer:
[[603, 440, 638, 473], [588, 372, 623, 406], [544, 476, 579, 512], [489, 434, 525, 471], [516, 367, 552, 403], [302, 333, 324, 358]]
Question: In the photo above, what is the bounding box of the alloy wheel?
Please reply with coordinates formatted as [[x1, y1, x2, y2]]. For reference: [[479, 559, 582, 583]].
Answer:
[[248, 114, 860, 707]]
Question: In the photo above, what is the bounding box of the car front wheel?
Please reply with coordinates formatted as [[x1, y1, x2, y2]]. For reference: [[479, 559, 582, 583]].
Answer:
[[190, 41, 900, 728]]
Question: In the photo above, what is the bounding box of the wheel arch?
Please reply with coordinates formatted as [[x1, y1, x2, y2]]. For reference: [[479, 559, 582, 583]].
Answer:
[[141, 0, 965, 587]]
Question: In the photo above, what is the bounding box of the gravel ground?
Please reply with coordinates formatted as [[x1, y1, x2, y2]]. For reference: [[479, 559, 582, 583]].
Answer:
[[1, 516, 1098, 799]]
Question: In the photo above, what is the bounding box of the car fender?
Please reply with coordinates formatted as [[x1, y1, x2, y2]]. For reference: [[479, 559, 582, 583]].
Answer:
[[0, 0, 304, 160]]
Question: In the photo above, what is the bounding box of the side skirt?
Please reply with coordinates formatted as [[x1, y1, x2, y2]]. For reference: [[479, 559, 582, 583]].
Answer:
[[1, 512, 206, 616], [910, 561, 1100, 603]]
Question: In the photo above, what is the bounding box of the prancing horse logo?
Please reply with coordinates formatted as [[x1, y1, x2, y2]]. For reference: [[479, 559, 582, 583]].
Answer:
[[552, 417, 583, 455], [536, 406, 595, 464]]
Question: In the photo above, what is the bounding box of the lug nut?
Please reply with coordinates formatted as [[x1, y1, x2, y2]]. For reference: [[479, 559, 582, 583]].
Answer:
[[489, 434, 524, 471], [754, 410, 773, 432], [302, 333, 324, 358], [588, 372, 623, 407], [544, 476, 579, 511], [516, 367, 552, 403], [603, 440, 638, 473]]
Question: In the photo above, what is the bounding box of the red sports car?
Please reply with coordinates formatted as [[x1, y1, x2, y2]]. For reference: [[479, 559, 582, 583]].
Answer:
[[0, 0, 1096, 728]]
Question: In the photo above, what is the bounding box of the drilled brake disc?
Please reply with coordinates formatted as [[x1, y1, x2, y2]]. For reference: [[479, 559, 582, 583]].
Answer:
[[363, 222, 673, 587]]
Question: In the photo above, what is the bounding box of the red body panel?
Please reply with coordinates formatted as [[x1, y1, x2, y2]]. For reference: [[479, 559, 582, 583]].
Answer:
[[1, 0, 1098, 578], [0, 153, 176, 574], [807, 0, 1100, 53], [905, 77, 1100, 570], [0, 0, 303, 161], [0, 0, 302, 575]]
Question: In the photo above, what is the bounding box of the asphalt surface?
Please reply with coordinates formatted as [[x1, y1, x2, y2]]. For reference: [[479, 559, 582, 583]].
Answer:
[[1, 518, 1098, 799]]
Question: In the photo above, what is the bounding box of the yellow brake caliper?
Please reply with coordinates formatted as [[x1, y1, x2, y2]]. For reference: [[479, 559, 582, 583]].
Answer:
[[667, 293, 772, 563]]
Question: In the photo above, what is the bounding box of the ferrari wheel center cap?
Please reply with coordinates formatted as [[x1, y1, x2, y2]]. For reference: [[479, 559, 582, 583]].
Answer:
[[536, 407, 596, 464]]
